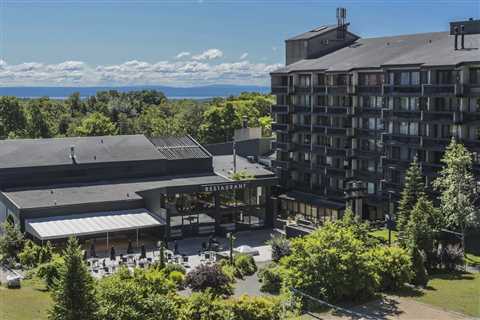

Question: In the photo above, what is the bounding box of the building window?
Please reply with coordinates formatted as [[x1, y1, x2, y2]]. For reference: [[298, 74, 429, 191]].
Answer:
[[470, 68, 480, 84], [367, 182, 375, 194]]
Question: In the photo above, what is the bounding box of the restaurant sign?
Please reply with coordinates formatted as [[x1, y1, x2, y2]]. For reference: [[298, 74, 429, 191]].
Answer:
[[201, 182, 248, 192]]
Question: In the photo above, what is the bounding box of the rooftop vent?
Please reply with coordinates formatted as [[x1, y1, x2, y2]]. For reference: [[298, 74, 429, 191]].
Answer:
[[70, 145, 77, 164]]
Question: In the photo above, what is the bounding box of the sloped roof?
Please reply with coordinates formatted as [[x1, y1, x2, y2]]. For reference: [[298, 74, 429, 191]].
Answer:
[[0, 135, 163, 169], [149, 136, 211, 160], [287, 25, 340, 41], [274, 31, 480, 73]]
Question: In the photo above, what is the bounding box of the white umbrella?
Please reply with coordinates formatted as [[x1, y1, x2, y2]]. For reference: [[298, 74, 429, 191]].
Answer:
[[234, 245, 259, 256]]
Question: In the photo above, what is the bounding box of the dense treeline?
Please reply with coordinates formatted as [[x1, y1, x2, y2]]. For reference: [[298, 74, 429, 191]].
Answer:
[[0, 91, 274, 144]]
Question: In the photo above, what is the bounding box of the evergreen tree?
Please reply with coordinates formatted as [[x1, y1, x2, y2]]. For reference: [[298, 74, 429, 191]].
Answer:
[[396, 157, 425, 233], [433, 138, 479, 259], [49, 237, 97, 320]]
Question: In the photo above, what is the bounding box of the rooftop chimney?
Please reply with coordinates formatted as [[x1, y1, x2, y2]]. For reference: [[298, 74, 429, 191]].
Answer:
[[454, 26, 459, 50], [336, 7, 347, 40], [461, 24, 465, 49]]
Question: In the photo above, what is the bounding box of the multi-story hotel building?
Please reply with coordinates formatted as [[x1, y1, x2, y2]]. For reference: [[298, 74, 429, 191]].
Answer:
[[271, 12, 480, 224]]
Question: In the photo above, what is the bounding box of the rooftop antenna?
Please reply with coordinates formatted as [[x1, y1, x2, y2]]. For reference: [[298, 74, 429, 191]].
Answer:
[[336, 7, 347, 40]]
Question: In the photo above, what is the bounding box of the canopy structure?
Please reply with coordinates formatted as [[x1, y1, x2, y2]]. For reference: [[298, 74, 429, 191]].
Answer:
[[25, 208, 166, 241]]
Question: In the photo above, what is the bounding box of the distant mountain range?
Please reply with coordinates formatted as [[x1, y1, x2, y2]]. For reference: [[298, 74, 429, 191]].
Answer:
[[0, 85, 270, 99]]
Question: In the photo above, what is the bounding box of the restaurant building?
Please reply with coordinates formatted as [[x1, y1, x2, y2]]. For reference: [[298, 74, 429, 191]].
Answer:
[[0, 135, 277, 243]]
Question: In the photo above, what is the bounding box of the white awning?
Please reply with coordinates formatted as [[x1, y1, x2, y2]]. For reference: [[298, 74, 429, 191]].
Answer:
[[25, 208, 166, 241]]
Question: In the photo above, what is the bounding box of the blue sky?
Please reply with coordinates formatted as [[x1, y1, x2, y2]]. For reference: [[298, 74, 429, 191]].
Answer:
[[0, 0, 478, 86]]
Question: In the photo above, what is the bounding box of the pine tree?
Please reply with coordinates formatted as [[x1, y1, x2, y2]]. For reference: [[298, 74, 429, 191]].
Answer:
[[396, 157, 425, 233], [433, 138, 479, 260], [49, 237, 97, 320]]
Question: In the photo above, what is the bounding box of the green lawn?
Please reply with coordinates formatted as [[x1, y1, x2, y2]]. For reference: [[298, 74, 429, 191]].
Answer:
[[0, 277, 51, 320], [413, 272, 480, 317]]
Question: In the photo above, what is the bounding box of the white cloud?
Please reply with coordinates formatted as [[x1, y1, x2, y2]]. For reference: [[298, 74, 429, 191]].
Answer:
[[239, 52, 249, 60], [192, 48, 223, 61], [0, 58, 282, 86], [175, 51, 191, 59]]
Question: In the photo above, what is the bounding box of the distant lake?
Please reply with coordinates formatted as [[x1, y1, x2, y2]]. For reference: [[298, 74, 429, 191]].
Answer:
[[0, 85, 270, 100]]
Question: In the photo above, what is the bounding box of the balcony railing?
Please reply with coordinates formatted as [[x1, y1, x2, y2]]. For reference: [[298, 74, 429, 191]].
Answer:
[[383, 84, 422, 96], [271, 123, 289, 132], [325, 106, 348, 114], [326, 147, 347, 157], [356, 85, 383, 95], [326, 85, 348, 96], [312, 125, 326, 134], [294, 86, 311, 94], [313, 85, 327, 94], [420, 137, 450, 150], [326, 127, 347, 136], [293, 105, 311, 113], [382, 109, 421, 120], [422, 84, 455, 96], [326, 166, 346, 177], [383, 134, 421, 145], [292, 123, 311, 132], [271, 105, 289, 113], [312, 106, 326, 113], [312, 144, 327, 154], [271, 159, 290, 170], [463, 83, 480, 96], [347, 149, 379, 159], [421, 110, 453, 122], [271, 86, 288, 94]]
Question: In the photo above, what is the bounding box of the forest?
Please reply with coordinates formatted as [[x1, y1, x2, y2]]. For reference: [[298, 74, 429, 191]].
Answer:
[[0, 91, 274, 144]]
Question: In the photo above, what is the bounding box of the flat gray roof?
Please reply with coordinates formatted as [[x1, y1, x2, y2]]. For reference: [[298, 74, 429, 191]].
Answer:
[[274, 31, 480, 73], [213, 155, 275, 178], [3, 174, 229, 209], [0, 135, 163, 169]]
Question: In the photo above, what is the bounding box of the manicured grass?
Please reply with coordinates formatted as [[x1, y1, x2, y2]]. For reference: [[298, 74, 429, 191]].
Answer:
[[0, 277, 51, 320], [407, 272, 480, 317]]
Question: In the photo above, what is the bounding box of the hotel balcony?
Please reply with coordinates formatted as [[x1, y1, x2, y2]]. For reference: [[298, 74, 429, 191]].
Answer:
[[421, 110, 453, 122], [271, 123, 290, 132], [383, 134, 421, 146], [347, 149, 379, 159], [292, 123, 311, 132], [326, 127, 347, 136], [420, 137, 450, 151], [383, 84, 422, 96], [356, 85, 383, 95], [271, 86, 288, 94], [293, 105, 311, 113], [293, 86, 311, 94], [382, 109, 421, 120], [352, 106, 381, 116], [312, 144, 327, 154], [326, 85, 348, 96], [292, 142, 311, 152], [313, 85, 327, 95], [420, 162, 443, 177], [457, 111, 480, 123], [326, 147, 347, 157], [271, 105, 289, 114], [382, 158, 411, 170], [326, 166, 346, 177], [463, 83, 480, 96], [346, 169, 381, 182], [325, 106, 348, 114], [312, 125, 326, 134], [422, 83, 455, 96], [355, 128, 379, 138], [312, 106, 326, 113]]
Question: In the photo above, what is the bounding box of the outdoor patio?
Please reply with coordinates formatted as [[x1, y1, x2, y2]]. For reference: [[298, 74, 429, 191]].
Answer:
[[84, 228, 277, 278]]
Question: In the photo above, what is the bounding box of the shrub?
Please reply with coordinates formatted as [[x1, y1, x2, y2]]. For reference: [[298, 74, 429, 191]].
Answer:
[[258, 264, 282, 294], [370, 246, 413, 291], [0, 221, 24, 264], [19, 240, 53, 268], [281, 222, 379, 303], [163, 263, 186, 275], [267, 235, 291, 262], [178, 290, 233, 320], [221, 263, 237, 283], [411, 248, 429, 287], [36, 254, 64, 290], [234, 254, 257, 277], [185, 264, 233, 296], [169, 271, 185, 288], [226, 295, 284, 320]]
